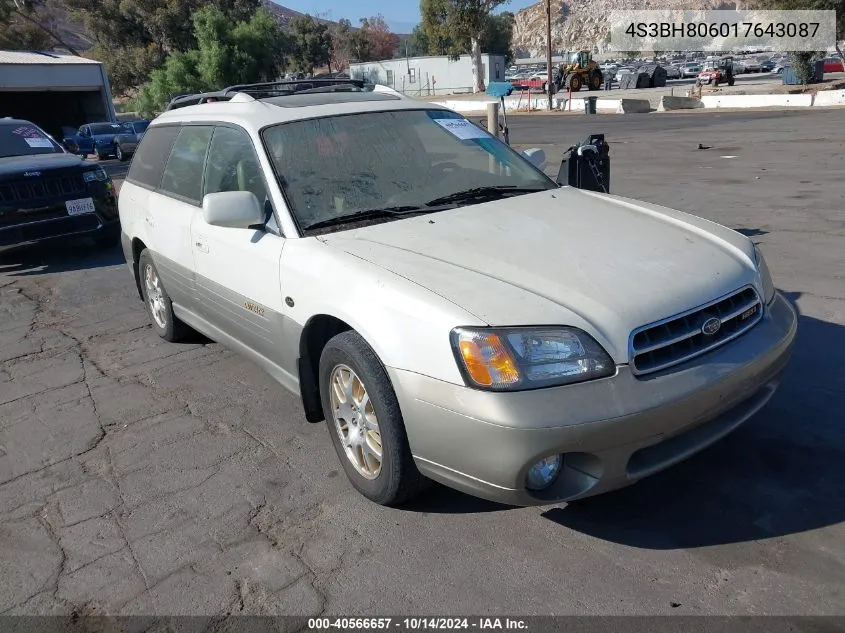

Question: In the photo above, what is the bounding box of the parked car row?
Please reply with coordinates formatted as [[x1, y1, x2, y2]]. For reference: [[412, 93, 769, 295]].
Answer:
[[62, 119, 151, 162]]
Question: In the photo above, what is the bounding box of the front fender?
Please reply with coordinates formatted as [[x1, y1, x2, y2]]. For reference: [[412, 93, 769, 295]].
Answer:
[[281, 238, 485, 386]]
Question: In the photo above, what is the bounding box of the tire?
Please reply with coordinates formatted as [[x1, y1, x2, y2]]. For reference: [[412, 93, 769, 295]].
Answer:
[[97, 151, 108, 161], [588, 71, 602, 91], [116, 145, 126, 162], [728, 78, 735, 86], [138, 249, 191, 342], [568, 74, 582, 92], [319, 331, 427, 506]]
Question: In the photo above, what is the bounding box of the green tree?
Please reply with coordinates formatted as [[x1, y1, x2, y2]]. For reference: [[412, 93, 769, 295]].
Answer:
[[420, 0, 510, 92], [754, 0, 844, 65], [61, 0, 261, 95], [404, 24, 430, 57], [330, 18, 354, 71], [481, 11, 514, 65], [421, 0, 453, 56], [131, 5, 287, 117], [288, 14, 332, 74], [0, 0, 80, 53]]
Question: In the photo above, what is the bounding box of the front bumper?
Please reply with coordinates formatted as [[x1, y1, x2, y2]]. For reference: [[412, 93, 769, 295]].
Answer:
[[389, 292, 797, 506], [0, 196, 119, 250]]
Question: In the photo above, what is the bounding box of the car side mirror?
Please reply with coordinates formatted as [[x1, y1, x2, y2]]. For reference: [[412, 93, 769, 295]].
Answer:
[[522, 148, 546, 170], [202, 191, 264, 229]]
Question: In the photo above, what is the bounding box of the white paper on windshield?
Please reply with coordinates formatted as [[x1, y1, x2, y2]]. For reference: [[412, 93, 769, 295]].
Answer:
[[433, 118, 488, 140], [25, 137, 53, 148]]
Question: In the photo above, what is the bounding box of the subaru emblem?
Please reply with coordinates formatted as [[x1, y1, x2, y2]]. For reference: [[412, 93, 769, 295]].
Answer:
[[701, 317, 721, 336]]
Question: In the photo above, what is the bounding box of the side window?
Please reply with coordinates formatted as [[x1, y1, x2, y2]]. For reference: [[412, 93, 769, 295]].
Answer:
[[127, 125, 180, 190], [160, 125, 213, 204], [204, 126, 268, 205]]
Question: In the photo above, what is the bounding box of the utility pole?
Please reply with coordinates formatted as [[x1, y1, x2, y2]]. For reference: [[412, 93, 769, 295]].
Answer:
[[546, 0, 553, 110]]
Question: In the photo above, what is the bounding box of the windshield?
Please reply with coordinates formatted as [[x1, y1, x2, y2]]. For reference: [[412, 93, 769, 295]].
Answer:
[[263, 110, 555, 233], [0, 122, 62, 158], [90, 123, 123, 136]]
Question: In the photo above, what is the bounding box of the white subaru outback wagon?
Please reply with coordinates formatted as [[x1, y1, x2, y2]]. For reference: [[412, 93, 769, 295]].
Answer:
[[119, 82, 797, 507]]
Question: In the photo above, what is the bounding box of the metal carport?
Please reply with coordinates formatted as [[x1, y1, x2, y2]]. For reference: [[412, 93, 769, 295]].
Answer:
[[0, 50, 117, 140]]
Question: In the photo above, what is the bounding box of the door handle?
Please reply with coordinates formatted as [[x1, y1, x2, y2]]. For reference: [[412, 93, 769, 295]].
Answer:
[[194, 236, 209, 253]]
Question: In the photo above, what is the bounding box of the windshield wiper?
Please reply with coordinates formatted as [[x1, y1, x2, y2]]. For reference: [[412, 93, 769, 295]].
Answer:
[[303, 205, 426, 231], [425, 185, 549, 207]]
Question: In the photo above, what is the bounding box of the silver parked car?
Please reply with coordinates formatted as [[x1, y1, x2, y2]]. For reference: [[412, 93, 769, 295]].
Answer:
[[119, 82, 797, 507], [113, 120, 151, 162]]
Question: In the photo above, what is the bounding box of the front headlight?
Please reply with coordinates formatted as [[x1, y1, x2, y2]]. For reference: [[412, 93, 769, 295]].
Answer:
[[754, 245, 776, 304], [450, 327, 615, 391], [83, 166, 110, 183]]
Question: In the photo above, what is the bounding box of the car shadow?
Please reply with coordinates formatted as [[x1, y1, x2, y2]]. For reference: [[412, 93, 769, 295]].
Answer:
[[0, 238, 125, 277], [401, 484, 515, 514], [542, 291, 845, 548], [407, 292, 845, 546], [734, 227, 769, 237]]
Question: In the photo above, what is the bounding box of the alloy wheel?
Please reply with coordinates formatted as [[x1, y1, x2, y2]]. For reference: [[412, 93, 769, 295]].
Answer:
[[329, 364, 382, 479], [143, 264, 167, 329]]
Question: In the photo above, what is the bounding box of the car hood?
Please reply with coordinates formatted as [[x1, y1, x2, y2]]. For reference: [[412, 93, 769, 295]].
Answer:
[[0, 152, 84, 177], [319, 188, 759, 362]]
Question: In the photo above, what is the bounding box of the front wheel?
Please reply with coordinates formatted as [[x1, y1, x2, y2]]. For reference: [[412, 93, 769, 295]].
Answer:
[[116, 145, 126, 162], [319, 331, 427, 506]]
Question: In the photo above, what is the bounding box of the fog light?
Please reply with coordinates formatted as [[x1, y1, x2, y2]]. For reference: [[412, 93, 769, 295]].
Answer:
[[526, 455, 563, 491]]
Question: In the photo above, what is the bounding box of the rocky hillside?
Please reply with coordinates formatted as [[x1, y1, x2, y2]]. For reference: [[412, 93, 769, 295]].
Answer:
[[512, 0, 741, 57]]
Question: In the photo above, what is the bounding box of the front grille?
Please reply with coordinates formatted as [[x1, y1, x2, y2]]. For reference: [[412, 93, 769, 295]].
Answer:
[[0, 174, 86, 206], [630, 286, 763, 376]]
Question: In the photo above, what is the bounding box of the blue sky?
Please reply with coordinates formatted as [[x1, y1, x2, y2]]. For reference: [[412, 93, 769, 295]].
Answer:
[[276, 0, 538, 33]]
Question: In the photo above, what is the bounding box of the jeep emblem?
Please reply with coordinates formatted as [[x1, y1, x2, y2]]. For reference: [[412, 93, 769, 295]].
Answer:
[[701, 317, 722, 336]]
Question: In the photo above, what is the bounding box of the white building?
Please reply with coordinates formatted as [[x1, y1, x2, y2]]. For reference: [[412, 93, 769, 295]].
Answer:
[[349, 54, 508, 96], [0, 50, 117, 140]]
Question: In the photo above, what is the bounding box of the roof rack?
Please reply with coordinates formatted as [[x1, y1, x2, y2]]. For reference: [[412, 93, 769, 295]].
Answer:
[[221, 78, 372, 98], [163, 78, 375, 111]]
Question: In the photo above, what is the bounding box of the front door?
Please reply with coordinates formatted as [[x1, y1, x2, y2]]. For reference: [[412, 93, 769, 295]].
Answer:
[[190, 125, 294, 381]]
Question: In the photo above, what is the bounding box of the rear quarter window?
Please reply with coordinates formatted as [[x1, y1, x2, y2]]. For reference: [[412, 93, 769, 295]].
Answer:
[[127, 126, 180, 190]]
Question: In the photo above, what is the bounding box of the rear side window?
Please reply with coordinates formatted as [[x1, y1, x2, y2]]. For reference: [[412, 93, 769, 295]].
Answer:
[[160, 126, 214, 204], [127, 126, 179, 189]]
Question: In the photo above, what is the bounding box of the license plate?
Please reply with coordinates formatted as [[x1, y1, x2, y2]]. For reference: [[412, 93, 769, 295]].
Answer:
[[66, 198, 95, 216]]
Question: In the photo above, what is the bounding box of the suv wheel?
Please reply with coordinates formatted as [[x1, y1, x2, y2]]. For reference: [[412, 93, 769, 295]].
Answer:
[[138, 249, 191, 342], [116, 145, 126, 162], [319, 331, 427, 506]]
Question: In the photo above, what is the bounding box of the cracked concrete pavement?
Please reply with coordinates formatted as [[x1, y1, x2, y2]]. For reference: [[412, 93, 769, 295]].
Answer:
[[1, 109, 844, 617]]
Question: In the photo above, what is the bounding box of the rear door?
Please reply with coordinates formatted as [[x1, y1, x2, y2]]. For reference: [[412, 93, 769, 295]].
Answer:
[[145, 125, 213, 309]]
